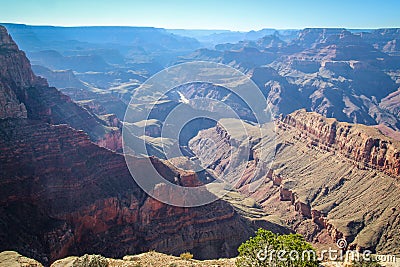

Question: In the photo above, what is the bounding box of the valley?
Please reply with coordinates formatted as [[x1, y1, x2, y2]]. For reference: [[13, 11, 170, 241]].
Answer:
[[0, 19, 400, 267]]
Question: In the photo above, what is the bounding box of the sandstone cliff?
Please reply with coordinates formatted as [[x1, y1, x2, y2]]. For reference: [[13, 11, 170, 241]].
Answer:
[[0, 119, 252, 265], [0, 25, 109, 141], [282, 109, 400, 176], [189, 111, 400, 255], [0, 26, 255, 265]]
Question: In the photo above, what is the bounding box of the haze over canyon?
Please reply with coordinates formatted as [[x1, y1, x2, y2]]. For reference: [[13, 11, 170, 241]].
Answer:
[[0, 20, 400, 267]]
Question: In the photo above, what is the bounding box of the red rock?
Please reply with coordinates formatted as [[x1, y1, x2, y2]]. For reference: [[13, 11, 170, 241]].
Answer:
[[0, 119, 253, 265], [281, 109, 400, 177], [279, 187, 294, 201], [294, 201, 312, 219], [0, 26, 253, 265]]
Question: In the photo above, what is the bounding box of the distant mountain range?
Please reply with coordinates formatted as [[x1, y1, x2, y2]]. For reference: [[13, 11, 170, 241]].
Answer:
[[1, 23, 400, 265], [167, 28, 376, 46], [181, 28, 400, 130], [2, 24, 398, 132]]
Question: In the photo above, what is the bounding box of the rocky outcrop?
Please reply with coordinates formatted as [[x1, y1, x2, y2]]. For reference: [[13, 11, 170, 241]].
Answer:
[[187, 28, 400, 130], [1, 251, 238, 267], [0, 84, 27, 119], [96, 129, 123, 151], [96, 114, 123, 151], [189, 112, 400, 255], [281, 109, 400, 177], [0, 26, 44, 88], [0, 119, 252, 265], [0, 25, 109, 141], [0, 251, 43, 267], [0, 26, 35, 119], [0, 26, 253, 265]]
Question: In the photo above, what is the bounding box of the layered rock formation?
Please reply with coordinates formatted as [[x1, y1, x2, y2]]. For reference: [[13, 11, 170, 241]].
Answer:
[[0, 26, 110, 141], [6, 23, 400, 130], [0, 118, 254, 265], [189, 111, 400, 255], [281, 109, 400, 176], [0, 26, 258, 265], [0, 26, 35, 119], [359, 28, 400, 56], [185, 28, 400, 130]]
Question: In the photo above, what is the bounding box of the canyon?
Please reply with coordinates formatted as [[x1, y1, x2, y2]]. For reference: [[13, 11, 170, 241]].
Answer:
[[5, 24, 400, 132], [0, 26, 282, 265], [186, 28, 400, 130], [189, 110, 400, 255], [1, 22, 400, 266]]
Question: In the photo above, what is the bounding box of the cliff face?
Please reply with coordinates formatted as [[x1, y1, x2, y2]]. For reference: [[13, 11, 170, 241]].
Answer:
[[187, 28, 400, 130], [0, 120, 251, 265], [0, 25, 109, 141], [0, 26, 253, 265], [0, 26, 33, 119], [282, 109, 400, 176], [0, 26, 41, 89], [189, 111, 400, 255]]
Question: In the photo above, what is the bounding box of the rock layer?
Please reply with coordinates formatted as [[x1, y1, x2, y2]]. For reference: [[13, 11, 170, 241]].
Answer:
[[0, 26, 253, 265], [281, 109, 400, 176], [0, 119, 252, 265], [0, 25, 109, 141], [189, 111, 400, 255], [187, 28, 400, 130]]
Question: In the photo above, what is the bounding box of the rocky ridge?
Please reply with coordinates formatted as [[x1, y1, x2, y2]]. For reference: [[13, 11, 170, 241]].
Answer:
[[281, 109, 400, 176], [189, 110, 400, 255], [185, 28, 400, 130], [0, 26, 112, 142], [0, 26, 262, 265]]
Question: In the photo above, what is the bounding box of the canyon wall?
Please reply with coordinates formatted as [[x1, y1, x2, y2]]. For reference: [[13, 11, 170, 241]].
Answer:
[[189, 112, 400, 255], [281, 109, 400, 176], [0, 26, 109, 141], [0, 26, 253, 265], [0, 119, 252, 265]]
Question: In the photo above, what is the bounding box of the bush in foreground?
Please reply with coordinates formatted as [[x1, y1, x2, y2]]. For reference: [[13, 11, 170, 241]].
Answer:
[[180, 252, 193, 260], [236, 228, 319, 267], [72, 254, 109, 267]]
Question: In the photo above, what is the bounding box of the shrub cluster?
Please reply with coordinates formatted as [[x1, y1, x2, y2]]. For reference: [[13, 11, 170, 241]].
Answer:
[[236, 228, 319, 267], [72, 254, 109, 267]]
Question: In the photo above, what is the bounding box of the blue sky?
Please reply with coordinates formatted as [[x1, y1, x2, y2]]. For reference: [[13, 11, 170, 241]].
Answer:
[[1, 0, 399, 30]]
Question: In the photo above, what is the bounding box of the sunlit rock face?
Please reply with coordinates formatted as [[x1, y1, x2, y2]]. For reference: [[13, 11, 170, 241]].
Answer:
[[0, 26, 255, 265], [189, 110, 400, 255]]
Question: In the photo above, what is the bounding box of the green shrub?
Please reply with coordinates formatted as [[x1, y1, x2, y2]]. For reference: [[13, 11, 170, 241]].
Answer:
[[180, 252, 193, 260], [72, 254, 109, 267], [236, 228, 319, 267]]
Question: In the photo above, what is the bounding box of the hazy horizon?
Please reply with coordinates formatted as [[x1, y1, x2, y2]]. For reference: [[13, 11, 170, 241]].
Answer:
[[1, 22, 394, 32], [1, 0, 399, 31]]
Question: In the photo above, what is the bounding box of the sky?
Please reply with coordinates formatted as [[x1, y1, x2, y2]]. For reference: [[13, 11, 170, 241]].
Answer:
[[1, 0, 399, 31]]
